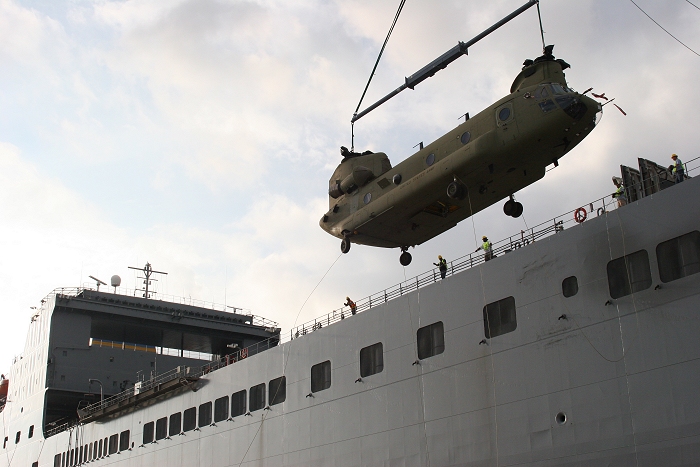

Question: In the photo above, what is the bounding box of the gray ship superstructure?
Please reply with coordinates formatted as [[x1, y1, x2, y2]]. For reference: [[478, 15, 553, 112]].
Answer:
[[1, 159, 699, 467]]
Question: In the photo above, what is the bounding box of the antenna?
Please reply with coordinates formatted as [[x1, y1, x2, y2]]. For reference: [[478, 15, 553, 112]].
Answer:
[[128, 262, 168, 299], [88, 275, 107, 291]]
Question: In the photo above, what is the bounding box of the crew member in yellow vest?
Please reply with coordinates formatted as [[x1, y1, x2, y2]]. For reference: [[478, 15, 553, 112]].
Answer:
[[433, 255, 448, 279], [475, 236, 493, 261], [612, 176, 627, 207], [671, 154, 685, 184]]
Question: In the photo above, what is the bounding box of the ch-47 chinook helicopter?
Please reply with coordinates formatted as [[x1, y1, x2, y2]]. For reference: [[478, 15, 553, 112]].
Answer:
[[320, 1, 602, 266]]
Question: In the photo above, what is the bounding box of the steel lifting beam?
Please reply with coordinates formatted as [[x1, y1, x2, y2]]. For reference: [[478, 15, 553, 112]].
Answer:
[[351, 0, 539, 123]]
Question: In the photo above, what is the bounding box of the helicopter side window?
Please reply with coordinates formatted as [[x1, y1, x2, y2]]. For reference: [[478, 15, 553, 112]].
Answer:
[[498, 108, 511, 121], [425, 153, 435, 166]]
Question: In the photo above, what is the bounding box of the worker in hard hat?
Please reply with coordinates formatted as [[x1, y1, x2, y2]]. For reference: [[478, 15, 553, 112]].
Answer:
[[475, 236, 493, 261], [671, 154, 685, 184], [611, 176, 627, 207], [433, 255, 448, 279], [344, 296, 357, 315]]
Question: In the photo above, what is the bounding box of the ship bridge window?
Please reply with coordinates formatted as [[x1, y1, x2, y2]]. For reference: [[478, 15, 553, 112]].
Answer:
[[155, 417, 167, 441], [269, 376, 286, 406], [169, 412, 181, 436], [99, 439, 103, 458], [231, 390, 246, 417], [54, 454, 61, 467], [108, 434, 118, 455], [562, 276, 578, 297], [181, 407, 195, 432], [119, 430, 130, 452], [417, 321, 445, 360], [657, 231, 700, 283], [607, 250, 652, 298], [483, 296, 517, 338], [360, 342, 384, 377], [250, 383, 266, 412], [142, 422, 154, 444], [199, 402, 212, 427], [311, 361, 331, 393], [214, 396, 229, 422]]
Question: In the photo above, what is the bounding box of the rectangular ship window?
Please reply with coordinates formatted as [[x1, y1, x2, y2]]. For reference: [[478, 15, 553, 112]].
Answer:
[[417, 321, 445, 360], [143, 421, 154, 444], [483, 296, 517, 338], [269, 376, 286, 406], [54, 454, 61, 467], [360, 343, 384, 377], [198, 402, 212, 427], [214, 396, 229, 422], [108, 434, 118, 455], [169, 412, 181, 436], [14, 431, 20, 444], [657, 231, 700, 283], [119, 431, 130, 452], [562, 276, 579, 297], [183, 407, 196, 432], [607, 250, 652, 298], [311, 361, 331, 393], [28, 425, 34, 438], [249, 383, 266, 412], [99, 439, 104, 457], [155, 417, 167, 440], [231, 390, 246, 417]]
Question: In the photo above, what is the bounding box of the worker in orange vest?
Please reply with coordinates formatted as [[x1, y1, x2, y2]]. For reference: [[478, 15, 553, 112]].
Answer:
[[345, 297, 357, 315]]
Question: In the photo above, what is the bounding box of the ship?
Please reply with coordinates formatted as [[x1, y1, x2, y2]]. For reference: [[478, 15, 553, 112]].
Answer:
[[1, 156, 698, 467]]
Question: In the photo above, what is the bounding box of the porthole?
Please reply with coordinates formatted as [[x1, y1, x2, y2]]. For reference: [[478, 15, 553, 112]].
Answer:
[[363, 193, 372, 204], [392, 174, 402, 185], [498, 107, 511, 121], [555, 412, 567, 425], [425, 153, 435, 166], [460, 131, 471, 144]]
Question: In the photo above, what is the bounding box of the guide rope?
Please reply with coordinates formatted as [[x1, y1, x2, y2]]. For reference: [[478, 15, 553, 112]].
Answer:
[[603, 207, 641, 466], [351, 0, 407, 151], [236, 252, 343, 466]]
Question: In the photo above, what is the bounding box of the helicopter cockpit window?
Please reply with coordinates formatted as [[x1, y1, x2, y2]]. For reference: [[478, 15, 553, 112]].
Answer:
[[425, 153, 435, 166], [498, 107, 511, 121], [460, 132, 471, 144], [534, 86, 549, 99], [539, 99, 557, 113], [551, 83, 566, 95]]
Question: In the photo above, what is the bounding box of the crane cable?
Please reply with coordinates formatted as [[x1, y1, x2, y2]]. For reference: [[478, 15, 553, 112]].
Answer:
[[351, 0, 407, 151], [629, 0, 700, 57]]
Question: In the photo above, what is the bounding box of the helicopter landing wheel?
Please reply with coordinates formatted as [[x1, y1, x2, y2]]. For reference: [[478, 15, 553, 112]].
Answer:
[[340, 238, 351, 254], [399, 251, 412, 266], [446, 181, 466, 200], [503, 199, 515, 216], [511, 202, 523, 218]]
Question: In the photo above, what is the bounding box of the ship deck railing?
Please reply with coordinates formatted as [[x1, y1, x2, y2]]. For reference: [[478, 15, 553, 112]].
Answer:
[[289, 155, 700, 339], [46, 156, 699, 438]]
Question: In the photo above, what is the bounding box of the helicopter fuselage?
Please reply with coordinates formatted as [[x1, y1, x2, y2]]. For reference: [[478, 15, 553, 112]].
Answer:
[[320, 56, 601, 250]]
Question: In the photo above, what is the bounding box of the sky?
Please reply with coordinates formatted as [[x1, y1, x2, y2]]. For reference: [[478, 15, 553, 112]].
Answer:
[[0, 0, 698, 373]]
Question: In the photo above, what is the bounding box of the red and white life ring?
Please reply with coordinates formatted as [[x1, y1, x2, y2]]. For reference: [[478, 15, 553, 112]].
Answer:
[[574, 207, 587, 223]]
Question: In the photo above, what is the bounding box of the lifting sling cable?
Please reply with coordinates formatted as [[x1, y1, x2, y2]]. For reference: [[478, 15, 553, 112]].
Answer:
[[351, 0, 539, 126], [351, 0, 407, 151]]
